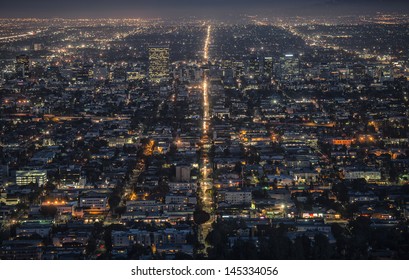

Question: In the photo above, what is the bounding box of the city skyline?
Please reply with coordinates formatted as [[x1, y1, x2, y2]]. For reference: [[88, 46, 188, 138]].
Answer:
[[0, 10, 409, 260], [1, 0, 409, 18]]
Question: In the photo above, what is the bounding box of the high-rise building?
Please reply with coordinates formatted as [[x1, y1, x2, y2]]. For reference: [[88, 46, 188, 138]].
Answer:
[[0, 165, 8, 184], [352, 64, 366, 80], [247, 56, 260, 77], [148, 45, 170, 83], [15, 55, 30, 78], [277, 54, 300, 82], [264, 56, 273, 76]]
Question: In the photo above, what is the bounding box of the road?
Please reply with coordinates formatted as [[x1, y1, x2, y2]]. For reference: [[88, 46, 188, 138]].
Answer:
[[197, 25, 214, 257]]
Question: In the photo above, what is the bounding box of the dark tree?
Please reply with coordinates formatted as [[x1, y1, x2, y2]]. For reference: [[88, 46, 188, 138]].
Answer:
[[193, 210, 210, 225]]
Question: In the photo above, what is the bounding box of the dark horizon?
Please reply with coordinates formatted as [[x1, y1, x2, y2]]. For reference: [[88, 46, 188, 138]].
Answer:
[[1, 0, 409, 19]]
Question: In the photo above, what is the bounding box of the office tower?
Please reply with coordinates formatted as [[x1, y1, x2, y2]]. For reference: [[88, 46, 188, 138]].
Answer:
[[73, 65, 92, 82], [264, 56, 273, 76], [352, 63, 366, 80], [233, 61, 245, 77], [277, 54, 300, 82], [0, 165, 8, 184], [247, 56, 260, 77], [221, 59, 233, 78], [15, 54, 30, 78], [148, 45, 170, 83]]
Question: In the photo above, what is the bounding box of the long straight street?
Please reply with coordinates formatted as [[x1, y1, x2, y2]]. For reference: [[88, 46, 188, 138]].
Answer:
[[198, 25, 214, 256]]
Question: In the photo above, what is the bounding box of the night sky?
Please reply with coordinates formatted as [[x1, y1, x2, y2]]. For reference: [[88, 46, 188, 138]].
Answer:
[[1, 0, 409, 18]]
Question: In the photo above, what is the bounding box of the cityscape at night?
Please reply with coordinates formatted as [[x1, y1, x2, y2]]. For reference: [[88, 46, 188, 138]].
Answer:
[[1, 1, 409, 261]]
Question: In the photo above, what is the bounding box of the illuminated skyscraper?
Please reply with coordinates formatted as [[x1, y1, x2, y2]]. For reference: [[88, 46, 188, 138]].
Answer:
[[15, 54, 30, 78], [247, 56, 260, 77], [264, 56, 273, 77], [148, 45, 170, 83], [277, 54, 300, 82]]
